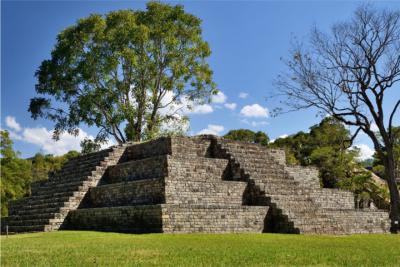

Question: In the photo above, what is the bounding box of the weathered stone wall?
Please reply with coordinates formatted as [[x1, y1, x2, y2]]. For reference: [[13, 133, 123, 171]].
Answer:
[[66, 204, 268, 233], [165, 156, 245, 205], [120, 137, 171, 161], [103, 156, 168, 184], [170, 136, 213, 158], [65, 205, 163, 233], [84, 178, 165, 208], [161, 204, 268, 233], [284, 166, 320, 188], [310, 189, 355, 210], [265, 149, 286, 165]]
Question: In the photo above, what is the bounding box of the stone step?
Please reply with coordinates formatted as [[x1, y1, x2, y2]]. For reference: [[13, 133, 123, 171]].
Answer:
[[7, 212, 65, 221], [39, 170, 102, 186], [9, 195, 72, 211], [32, 180, 95, 195], [54, 162, 106, 177], [7, 224, 48, 233], [12, 191, 84, 206], [13, 205, 71, 217], [12, 202, 75, 216], [5, 217, 64, 227], [63, 149, 114, 165], [12, 195, 84, 212]]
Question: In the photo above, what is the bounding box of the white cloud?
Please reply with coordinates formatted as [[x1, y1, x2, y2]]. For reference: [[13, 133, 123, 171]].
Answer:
[[22, 127, 93, 155], [159, 91, 214, 116], [241, 119, 268, 127], [8, 130, 23, 140], [197, 124, 224, 136], [239, 92, 248, 99], [6, 116, 21, 132], [224, 103, 237, 110], [4, 116, 116, 155], [100, 139, 116, 150], [352, 144, 375, 161], [240, 104, 269, 118], [211, 91, 227, 104], [279, 134, 289, 139], [187, 104, 214, 114]]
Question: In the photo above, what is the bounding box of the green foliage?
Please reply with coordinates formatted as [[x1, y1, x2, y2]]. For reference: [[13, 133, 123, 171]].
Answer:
[[270, 117, 388, 207], [2, 232, 400, 266], [80, 138, 102, 155], [224, 129, 269, 146], [0, 130, 79, 217], [29, 2, 216, 144], [360, 158, 374, 168], [30, 151, 80, 182], [1, 131, 32, 216], [271, 117, 359, 188]]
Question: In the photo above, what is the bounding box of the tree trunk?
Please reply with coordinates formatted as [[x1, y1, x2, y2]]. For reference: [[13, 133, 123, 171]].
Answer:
[[133, 120, 142, 142], [384, 148, 400, 234]]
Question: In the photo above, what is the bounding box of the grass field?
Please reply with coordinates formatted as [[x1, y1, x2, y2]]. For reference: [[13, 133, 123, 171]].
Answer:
[[1, 231, 400, 267]]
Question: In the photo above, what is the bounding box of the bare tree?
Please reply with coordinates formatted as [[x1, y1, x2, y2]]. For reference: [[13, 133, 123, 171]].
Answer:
[[275, 5, 400, 233]]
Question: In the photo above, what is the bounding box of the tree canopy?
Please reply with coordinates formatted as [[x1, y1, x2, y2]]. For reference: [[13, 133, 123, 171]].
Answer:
[[224, 129, 269, 146], [29, 2, 216, 144], [272, 118, 360, 187]]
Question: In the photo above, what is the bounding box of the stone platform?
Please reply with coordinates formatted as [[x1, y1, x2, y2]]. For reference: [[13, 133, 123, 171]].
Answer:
[[2, 136, 391, 234]]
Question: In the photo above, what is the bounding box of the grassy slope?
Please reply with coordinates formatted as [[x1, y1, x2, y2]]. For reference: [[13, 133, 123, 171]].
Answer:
[[1, 231, 400, 267]]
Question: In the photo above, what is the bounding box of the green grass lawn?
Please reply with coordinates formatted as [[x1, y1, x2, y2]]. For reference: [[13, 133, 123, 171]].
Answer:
[[1, 231, 400, 267]]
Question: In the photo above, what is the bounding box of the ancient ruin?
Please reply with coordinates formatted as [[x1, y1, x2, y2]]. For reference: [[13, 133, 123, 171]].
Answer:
[[2, 136, 391, 234]]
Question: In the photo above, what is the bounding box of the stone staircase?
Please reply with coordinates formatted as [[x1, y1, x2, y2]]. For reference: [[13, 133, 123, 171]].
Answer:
[[2, 146, 126, 233], [214, 138, 390, 234]]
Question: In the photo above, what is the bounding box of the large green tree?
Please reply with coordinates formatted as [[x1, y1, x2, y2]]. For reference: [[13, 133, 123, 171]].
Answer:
[[29, 2, 216, 144]]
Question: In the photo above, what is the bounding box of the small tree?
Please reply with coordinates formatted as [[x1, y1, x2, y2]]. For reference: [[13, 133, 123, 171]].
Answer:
[[29, 2, 216, 144], [275, 5, 400, 232], [1, 131, 32, 216], [224, 129, 269, 146], [80, 138, 102, 154]]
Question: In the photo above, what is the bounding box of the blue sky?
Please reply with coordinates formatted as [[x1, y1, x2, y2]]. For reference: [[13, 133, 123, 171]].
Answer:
[[1, 0, 399, 158]]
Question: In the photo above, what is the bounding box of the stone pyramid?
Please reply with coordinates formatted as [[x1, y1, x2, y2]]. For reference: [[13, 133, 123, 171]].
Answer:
[[2, 136, 390, 234]]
